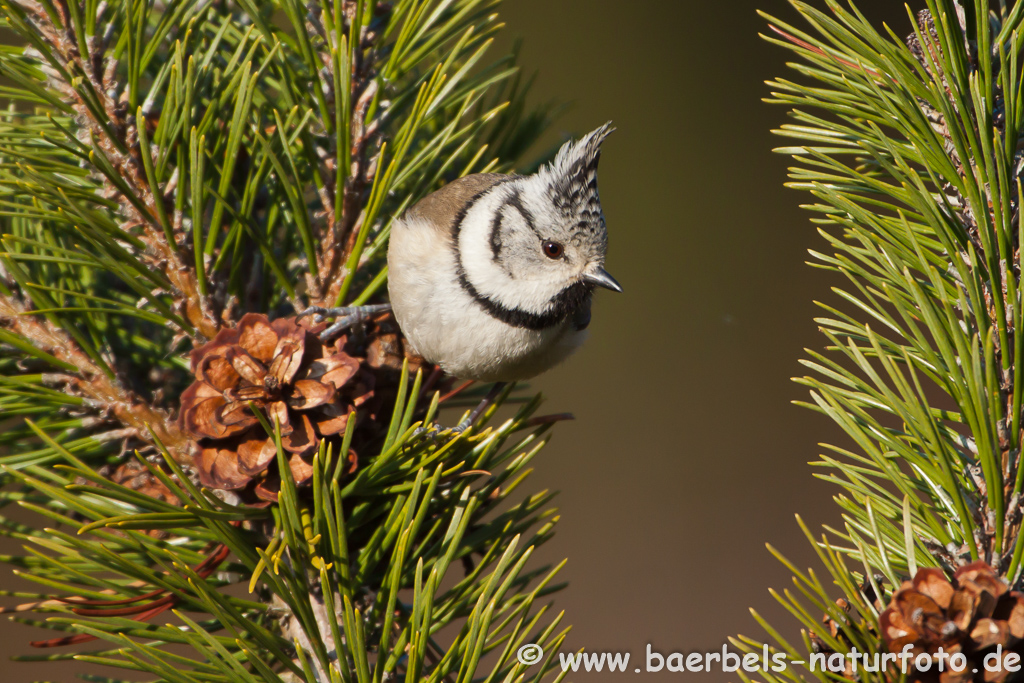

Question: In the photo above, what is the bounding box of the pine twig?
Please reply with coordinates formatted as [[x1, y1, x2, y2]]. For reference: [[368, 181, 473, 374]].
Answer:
[[10, 0, 220, 339], [0, 294, 187, 458]]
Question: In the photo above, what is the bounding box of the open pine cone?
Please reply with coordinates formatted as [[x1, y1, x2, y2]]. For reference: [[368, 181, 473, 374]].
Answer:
[[880, 563, 1024, 683], [178, 313, 373, 501]]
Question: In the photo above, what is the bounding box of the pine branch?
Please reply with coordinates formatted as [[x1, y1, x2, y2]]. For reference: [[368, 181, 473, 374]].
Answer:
[[743, 1, 1024, 679], [317, 80, 379, 307], [0, 1, 569, 680], [0, 293, 187, 457], [6, 0, 220, 338]]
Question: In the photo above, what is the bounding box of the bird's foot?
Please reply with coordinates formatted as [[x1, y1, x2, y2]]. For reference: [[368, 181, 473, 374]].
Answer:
[[450, 415, 475, 435], [412, 422, 443, 440], [449, 382, 508, 435], [409, 419, 471, 443], [410, 382, 508, 441], [298, 304, 392, 342]]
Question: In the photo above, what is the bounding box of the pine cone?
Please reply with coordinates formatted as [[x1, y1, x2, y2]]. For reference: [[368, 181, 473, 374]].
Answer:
[[178, 313, 373, 501], [880, 563, 1024, 682], [108, 459, 179, 507], [107, 459, 181, 538]]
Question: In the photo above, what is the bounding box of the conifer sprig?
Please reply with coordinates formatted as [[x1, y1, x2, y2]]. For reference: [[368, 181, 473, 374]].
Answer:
[[0, 0, 568, 680], [744, 1, 1024, 679]]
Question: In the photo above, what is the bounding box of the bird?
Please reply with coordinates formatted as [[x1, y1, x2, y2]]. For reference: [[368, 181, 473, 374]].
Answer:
[[306, 122, 622, 429]]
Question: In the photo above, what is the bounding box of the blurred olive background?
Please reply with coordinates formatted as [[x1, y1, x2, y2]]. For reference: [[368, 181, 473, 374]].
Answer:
[[494, 0, 907, 680], [0, 1, 917, 680]]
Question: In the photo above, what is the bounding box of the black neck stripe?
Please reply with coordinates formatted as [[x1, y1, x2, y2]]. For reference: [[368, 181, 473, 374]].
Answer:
[[456, 275, 592, 331], [448, 175, 519, 241], [452, 181, 591, 331]]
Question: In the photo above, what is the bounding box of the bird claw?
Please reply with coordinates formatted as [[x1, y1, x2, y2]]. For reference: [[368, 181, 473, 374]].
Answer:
[[412, 423, 436, 438], [297, 304, 392, 342], [296, 305, 331, 324], [411, 422, 446, 443], [411, 420, 470, 442]]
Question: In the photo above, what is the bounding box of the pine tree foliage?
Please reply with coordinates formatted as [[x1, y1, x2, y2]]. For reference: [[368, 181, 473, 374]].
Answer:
[[739, 0, 1024, 680], [0, 0, 571, 680]]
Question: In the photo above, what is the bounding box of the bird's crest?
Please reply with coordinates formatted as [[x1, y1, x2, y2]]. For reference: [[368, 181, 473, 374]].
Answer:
[[545, 122, 615, 222]]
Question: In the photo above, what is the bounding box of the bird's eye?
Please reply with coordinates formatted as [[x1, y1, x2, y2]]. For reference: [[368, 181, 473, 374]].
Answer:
[[542, 241, 564, 259]]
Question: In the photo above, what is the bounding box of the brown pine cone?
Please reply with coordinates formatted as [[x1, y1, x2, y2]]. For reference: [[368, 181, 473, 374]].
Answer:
[[178, 313, 373, 501], [880, 563, 1024, 683], [108, 459, 179, 507]]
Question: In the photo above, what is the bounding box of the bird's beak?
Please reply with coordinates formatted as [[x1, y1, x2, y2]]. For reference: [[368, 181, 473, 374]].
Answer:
[[583, 267, 623, 293]]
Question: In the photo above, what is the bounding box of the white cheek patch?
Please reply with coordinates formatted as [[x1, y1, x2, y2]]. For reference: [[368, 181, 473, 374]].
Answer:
[[490, 204, 527, 276], [458, 191, 511, 289], [458, 185, 566, 314]]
